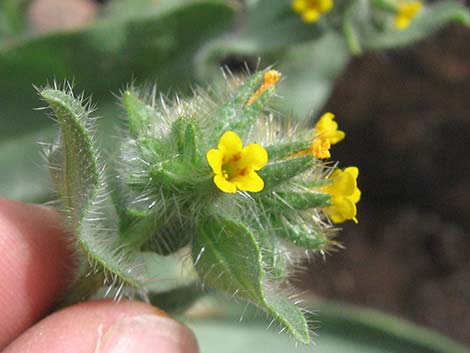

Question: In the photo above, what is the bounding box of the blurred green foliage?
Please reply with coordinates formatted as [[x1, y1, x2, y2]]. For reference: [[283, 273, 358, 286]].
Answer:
[[187, 298, 470, 353]]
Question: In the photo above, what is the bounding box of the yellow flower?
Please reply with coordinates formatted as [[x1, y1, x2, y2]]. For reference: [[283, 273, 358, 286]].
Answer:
[[322, 166, 361, 223], [314, 112, 345, 145], [290, 112, 343, 159], [311, 138, 331, 159], [246, 70, 282, 107], [292, 0, 333, 23], [395, 1, 423, 30], [207, 131, 268, 193]]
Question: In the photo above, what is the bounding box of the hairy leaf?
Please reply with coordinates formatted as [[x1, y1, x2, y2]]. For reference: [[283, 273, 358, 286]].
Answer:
[[41, 88, 144, 297], [192, 215, 310, 344]]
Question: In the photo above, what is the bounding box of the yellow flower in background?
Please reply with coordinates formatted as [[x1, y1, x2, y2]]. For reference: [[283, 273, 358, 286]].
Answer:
[[207, 131, 268, 193], [314, 112, 345, 145], [292, 0, 333, 23], [322, 166, 361, 223], [395, 1, 423, 30]]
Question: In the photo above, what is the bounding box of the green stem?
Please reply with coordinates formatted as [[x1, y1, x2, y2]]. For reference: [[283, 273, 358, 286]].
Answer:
[[342, 2, 363, 55]]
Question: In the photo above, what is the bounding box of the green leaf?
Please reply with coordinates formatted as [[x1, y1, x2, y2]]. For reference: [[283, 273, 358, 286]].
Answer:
[[41, 88, 144, 300], [171, 117, 199, 162], [0, 0, 30, 39], [122, 90, 159, 140], [192, 215, 310, 344], [41, 88, 99, 223], [363, 2, 470, 50]]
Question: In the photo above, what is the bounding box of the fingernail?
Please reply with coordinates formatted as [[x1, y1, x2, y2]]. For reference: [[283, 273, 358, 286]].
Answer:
[[99, 314, 199, 353]]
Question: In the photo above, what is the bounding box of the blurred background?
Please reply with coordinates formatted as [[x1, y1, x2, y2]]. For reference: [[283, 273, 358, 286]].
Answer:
[[302, 24, 470, 346], [1, 0, 469, 350]]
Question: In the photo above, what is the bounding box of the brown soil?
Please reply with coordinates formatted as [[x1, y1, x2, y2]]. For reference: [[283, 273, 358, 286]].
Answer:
[[299, 26, 470, 346]]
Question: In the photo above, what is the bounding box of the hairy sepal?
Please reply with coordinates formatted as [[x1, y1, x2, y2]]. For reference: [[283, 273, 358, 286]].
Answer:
[[259, 155, 315, 191], [192, 215, 310, 344], [210, 69, 277, 141]]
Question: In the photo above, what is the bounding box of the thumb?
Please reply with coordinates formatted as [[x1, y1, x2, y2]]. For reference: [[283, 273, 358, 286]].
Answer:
[[4, 300, 199, 353]]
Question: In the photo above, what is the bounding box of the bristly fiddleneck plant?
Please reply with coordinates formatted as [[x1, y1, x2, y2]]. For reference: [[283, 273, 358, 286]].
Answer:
[[40, 69, 360, 344]]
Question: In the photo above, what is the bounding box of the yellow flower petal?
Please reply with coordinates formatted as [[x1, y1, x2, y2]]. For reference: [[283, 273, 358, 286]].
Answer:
[[241, 144, 268, 170], [218, 131, 242, 158], [303, 9, 321, 23], [327, 197, 356, 224], [321, 166, 361, 223], [214, 174, 237, 193], [206, 149, 223, 174], [315, 112, 345, 145], [292, 0, 333, 23], [320, 0, 333, 11], [207, 130, 267, 193], [311, 138, 331, 159], [395, 16, 410, 29], [233, 170, 264, 192], [395, 1, 422, 30], [344, 166, 358, 179], [292, 0, 307, 12]]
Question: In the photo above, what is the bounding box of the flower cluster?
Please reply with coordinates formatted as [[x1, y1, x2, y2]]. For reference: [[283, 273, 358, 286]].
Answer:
[[204, 73, 360, 224], [395, 1, 423, 29], [292, 0, 333, 23], [291, 0, 424, 31], [41, 68, 364, 344]]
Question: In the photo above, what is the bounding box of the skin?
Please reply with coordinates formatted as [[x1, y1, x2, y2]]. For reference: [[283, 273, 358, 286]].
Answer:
[[0, 198, 199, 353]]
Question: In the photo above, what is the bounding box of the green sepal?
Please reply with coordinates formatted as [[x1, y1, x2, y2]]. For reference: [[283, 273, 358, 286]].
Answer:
[[192, 215, 310, 344], [211, 69, 275, 139], [171, 117, 199, 162], [272, 215, 330, 250], [266, 140, 311, 161], [150, 161, 188, 189], [122, 90, 158, 140], [263, 191, 331, 211], [259, 155, 314, 190]]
